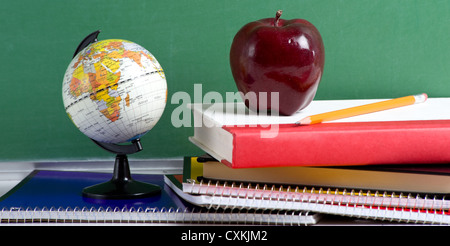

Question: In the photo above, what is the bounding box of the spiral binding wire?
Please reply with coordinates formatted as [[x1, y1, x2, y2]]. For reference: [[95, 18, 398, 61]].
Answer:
[[184, 178, 450, 224], [0, 205, 318, 225]]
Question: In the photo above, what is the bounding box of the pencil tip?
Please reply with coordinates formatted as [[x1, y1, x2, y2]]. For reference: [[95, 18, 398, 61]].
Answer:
[[296, 117, 312, 125]]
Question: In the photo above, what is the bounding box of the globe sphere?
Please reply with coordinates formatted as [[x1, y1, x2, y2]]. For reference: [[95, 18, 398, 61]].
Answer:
[[62, 39, 167, 144]]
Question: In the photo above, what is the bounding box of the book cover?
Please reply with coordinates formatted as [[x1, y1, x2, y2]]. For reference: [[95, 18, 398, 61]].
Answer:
[[189, 98, 450, 168], [0, 170, 188, 223], [0, 170, 317, 225]]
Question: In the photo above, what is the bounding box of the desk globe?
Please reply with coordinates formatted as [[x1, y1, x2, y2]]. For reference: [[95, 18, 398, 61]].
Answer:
[[62, 31, 167, 199]]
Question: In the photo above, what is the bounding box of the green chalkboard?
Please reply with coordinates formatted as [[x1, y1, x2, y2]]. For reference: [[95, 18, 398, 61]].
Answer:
[[1, 0, 450, 161]]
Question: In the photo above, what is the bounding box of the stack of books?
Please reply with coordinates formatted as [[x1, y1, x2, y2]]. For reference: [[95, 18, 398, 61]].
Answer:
[[165, 97, 450, 225]]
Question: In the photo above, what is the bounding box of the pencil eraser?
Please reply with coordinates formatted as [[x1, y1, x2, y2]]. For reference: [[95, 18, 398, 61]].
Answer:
[[414, 93, 428, 103]]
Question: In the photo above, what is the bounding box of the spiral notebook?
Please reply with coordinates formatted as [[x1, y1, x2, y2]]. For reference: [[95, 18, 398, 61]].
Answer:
[[164, 157, 450, 224], [0, 170, 319, 225]]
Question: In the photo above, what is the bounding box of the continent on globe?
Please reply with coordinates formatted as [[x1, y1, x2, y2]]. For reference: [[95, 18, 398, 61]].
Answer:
[[62, 39, 167, 144]]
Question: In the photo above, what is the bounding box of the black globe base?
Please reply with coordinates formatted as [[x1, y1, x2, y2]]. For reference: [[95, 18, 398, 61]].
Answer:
[[82, 153, 161, 199], [82, 180, 161, 200]]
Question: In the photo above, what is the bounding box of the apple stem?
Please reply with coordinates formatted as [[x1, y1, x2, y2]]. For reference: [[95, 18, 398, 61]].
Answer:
[[274, 10, 282, 26]]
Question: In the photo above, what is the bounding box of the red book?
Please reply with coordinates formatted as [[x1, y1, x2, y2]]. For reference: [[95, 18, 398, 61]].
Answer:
[[189, 98, 450, 168]]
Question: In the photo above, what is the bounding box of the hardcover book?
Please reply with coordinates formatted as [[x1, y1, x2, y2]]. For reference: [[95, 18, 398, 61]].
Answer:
[[189, 98, 450, 168]]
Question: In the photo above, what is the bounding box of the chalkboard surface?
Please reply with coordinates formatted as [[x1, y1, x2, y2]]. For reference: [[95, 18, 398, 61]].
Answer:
[[1, 0, 449, 161]]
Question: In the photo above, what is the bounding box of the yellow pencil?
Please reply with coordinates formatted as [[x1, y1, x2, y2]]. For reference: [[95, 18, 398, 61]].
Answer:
[[296, 93, 428, 125]]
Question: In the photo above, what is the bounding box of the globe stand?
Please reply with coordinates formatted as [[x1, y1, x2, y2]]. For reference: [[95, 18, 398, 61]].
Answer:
[[82, 139, 161, 199]]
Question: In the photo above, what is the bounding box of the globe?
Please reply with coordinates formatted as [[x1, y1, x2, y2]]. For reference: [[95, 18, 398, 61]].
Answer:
[[62, 39, 167, 144]]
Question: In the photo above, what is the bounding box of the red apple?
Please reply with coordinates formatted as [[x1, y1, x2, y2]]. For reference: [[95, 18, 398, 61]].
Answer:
[[230, 10, 325, 116]]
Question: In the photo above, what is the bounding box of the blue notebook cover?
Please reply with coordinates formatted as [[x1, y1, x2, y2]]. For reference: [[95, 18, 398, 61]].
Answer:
[[0, 170, 321, 225], [0, 170, 187, 210]]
